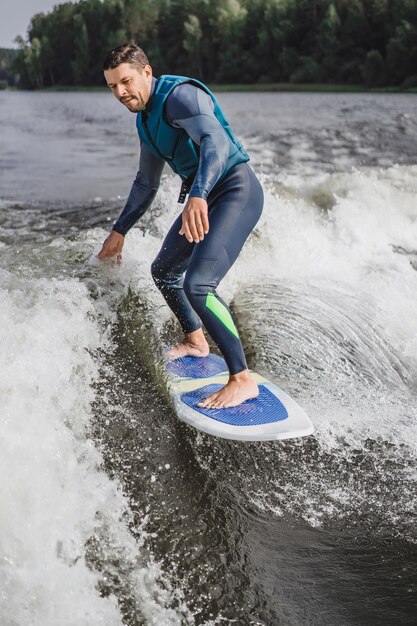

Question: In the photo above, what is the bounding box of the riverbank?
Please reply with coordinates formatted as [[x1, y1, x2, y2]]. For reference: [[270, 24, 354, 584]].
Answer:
[[212, 83, 417, 93], [3, 83, 417, 94]]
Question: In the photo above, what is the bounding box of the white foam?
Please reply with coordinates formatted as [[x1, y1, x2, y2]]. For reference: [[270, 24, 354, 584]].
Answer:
[[227, 164, 417, 531], [115, 165, 417, 446], [0, 268, 189, 625], [25, 162, 414, 555], [115, 164, 417, 535]]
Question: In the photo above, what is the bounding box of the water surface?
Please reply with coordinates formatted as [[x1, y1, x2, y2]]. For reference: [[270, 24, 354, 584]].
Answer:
[[1, 89, 417, 625]]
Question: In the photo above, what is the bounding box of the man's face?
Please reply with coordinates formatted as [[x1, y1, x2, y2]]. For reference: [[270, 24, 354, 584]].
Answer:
[[104, 63, 152, 112]]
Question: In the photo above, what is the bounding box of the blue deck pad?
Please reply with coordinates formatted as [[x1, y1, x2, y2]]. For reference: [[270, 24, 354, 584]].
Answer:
[[180, 384, 289, 426], [166, 353, 228, 379]]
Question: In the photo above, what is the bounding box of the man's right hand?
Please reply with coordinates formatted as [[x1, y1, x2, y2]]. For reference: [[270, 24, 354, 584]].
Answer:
[[97, 230, 125, 263]]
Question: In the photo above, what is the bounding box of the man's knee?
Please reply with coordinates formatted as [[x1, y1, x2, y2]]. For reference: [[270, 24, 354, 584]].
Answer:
[[151, 258, 163, 285], [183, 270, 211, 305], [151, 258, 184, 290]]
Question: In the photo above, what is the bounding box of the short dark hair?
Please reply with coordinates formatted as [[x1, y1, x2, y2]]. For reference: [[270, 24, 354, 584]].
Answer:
[[103, 42, 150, 71]]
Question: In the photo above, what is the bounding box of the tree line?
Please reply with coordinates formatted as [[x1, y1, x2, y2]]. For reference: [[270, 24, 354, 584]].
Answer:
[[0, 49, 17, 88], [10, 0, 417, 89]]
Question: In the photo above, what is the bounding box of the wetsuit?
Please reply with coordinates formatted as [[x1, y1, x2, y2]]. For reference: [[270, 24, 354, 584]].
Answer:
[[113, 77, 264, 374]]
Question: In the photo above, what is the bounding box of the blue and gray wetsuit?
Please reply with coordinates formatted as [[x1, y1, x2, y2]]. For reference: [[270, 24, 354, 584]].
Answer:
[[113, 76, 264, 374]]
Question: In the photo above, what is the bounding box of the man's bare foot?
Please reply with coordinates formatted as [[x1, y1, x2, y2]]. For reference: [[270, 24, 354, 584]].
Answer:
[[197, 369, 259, 409], [167, 328, 210, 360]]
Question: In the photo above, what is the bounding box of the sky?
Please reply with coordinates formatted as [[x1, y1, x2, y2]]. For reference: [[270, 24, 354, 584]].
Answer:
[[1, 0, 59, 48]]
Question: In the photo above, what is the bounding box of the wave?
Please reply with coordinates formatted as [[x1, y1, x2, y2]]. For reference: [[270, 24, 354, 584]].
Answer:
[[1, 162, 417, 622], [0, 260, 192, 625]]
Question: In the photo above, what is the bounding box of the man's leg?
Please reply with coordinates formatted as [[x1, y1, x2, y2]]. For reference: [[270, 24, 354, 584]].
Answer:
[[151, 213, 209, 358], [183, 163, 264, 408]]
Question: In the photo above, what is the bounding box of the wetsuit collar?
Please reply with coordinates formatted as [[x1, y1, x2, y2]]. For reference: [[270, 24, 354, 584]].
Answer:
[[142, 76, 157, 113]]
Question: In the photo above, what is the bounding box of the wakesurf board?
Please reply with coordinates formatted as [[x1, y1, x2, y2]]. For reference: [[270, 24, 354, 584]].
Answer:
[[166, 353, 313, 441]]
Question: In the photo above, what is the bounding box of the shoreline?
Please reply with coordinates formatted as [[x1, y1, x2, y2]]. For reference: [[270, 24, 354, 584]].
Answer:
[[3, 83, 417, 94]]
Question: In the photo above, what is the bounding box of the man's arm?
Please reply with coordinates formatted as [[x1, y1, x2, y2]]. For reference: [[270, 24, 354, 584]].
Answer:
[[165, 83, 231, 200], [113, 143, 165, 235], [97, 143, 165, 260], [165, 83, 232, 243]]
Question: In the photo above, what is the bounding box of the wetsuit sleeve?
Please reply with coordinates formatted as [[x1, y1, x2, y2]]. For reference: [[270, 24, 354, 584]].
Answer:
[[165, 83, 230, 200], [112, 142, 165, 236]]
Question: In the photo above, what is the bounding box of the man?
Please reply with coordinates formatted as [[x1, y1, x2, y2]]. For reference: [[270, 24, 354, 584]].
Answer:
[[98, 42, 263, 409]]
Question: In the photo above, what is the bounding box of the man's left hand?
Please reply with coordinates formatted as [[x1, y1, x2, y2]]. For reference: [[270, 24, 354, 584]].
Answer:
[[179, 197, 209, 243], [97, 230, 125, 263]]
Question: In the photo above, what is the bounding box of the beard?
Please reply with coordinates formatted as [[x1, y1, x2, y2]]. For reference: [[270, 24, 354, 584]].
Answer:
[[121, 96, 142, 112]]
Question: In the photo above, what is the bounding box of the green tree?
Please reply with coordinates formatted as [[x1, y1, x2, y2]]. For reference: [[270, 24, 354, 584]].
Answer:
[[72, 14, 90, 84], [385, 10, 417, 86], [183, 15, 203, 78], [279, 46, 300, 81], [318, 2, 341, 80], [290, 55, 322, 82], [362, 48, 386, 85], [11, 0, 417, 89], [13, 36, 35, 88], [156, 0, 189, 75], [215, 0, 248, 82]]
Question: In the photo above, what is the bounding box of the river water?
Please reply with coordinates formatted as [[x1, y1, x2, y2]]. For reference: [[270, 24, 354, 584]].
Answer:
[[1, 89, 417, 625]]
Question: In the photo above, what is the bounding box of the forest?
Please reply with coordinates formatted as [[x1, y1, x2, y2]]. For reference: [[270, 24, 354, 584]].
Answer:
[[9, 0, 417, 89], [0, 49, 17, 88]]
